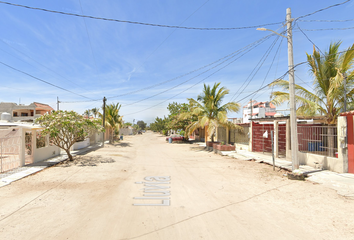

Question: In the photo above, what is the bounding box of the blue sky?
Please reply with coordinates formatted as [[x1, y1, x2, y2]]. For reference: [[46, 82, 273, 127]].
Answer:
[[0, 0, 354, 124]]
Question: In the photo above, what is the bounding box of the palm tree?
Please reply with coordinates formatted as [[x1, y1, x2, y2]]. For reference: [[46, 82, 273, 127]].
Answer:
[[270, 41, 354, 157], [91, 107, 100, 118], [83, 109, 91, 118], [99, 103, 123, 143], [181, 82, 241, 143], [270, 41, 354, 124]]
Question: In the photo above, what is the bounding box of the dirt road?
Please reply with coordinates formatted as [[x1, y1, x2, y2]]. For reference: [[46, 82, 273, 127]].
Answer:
[[0, 131, 353, 240]]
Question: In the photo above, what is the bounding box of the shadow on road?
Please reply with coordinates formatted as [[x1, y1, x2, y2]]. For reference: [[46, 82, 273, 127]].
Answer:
[[58, 155, 115, 167], [110, 142, 132, 147]]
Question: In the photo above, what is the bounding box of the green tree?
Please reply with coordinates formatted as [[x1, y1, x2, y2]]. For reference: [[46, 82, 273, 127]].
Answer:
[[137, 120, 147, 130], [35, 110, 103, 161], [165, 102, 198, 138], [91, 107, 100, 118], [83, 109, 91, 118], [270, 41, 354, 124], [150, 116, 168, 133], [99, 103, 123, 143], [181, 82, 240, 142]]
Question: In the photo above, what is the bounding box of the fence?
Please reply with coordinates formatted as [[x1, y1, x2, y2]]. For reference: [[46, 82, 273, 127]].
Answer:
[[230, 124, 249, 145], [0, 129, 21, 173], [297, 124, 338, 158]]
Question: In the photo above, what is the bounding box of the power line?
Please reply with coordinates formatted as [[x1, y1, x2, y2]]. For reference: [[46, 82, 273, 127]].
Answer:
[[229, 30, 286, 102], [0, 38, 86, 89], [121, 32, 272, 108], [0, 60, 92, 99], [294, 0, 351, 21], [62, 33, 275, 103], [0, 1, 283, 30], [300, 26, 354, 31], [297, 24, 324, 55], [123, 35, 275, 115], [298, 18, 354, 22], [78, 0, 99, 71], [135, 0, 210, 71], [251, 36, 284, 101]]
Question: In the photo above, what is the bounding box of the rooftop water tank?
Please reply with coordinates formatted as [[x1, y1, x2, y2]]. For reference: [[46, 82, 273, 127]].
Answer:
[[1, 112, 11, 121], [274, 113, 283, 118]]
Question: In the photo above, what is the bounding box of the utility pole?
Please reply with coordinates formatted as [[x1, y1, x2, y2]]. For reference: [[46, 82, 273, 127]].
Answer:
[[286, 8, 299, 170], [57, 97, 60, 111], [256, 8, 299, 170], [102, 97, 107, 147]]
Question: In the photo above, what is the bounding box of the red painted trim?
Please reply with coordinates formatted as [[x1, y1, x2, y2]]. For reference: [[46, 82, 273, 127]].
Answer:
[[347, 116, 354, 173]]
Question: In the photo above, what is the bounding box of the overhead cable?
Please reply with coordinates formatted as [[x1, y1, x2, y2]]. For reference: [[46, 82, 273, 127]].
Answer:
[[298, 18, 354, 22], [123, 34, 276, 115], [0, 1, 283, 30], [62, 33, 275, 103], [121, 33, 271, 108], [300, 26, 354, 31], [0, 60, 92, 99], [294, 0, 351, 21]]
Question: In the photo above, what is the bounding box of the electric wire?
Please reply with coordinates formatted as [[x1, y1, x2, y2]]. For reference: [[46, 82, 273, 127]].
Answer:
[[121, 32, 273, 108], [61, 33, 275, 103], [297, 24, 324, 55], [0, 1, 283, 30], [298, 18, 354, 22], [135, 0, 209, 72], [251, 36, 284, 101], [229, 30, 287, 102], [78, 0, 99, 72], [0, 38, 86, 89], [0, 60, 92, 99], [301, 26, 354, 31], [294, 0, 351, 21]]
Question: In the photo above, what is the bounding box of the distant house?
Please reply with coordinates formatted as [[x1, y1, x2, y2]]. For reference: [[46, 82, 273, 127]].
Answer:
[[242, 100, 276, 123], [119, 126, 134, 135], [228, 118, 243, 124], [0, 102, 54, 123]]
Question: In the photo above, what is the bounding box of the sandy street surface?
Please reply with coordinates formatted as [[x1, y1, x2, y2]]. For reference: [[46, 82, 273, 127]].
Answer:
[[0, 131, 353, 240]]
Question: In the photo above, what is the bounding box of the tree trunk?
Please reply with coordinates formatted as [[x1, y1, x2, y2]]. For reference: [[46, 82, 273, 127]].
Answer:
[[65, 149, 74, 161]]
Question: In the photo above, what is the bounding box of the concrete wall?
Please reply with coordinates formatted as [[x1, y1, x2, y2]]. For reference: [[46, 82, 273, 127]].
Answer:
[[120, 128, 133, 135], [73, 138, 90, 150], [298, 151, 343, 173], [34, 145, 60, 163]]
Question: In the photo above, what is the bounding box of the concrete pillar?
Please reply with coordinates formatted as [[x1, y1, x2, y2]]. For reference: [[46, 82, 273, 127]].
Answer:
[[226, 126, 229, 144], [20, 128, 26, 166], [286, 119, 291, 160], [249, 122, 253, 151], [338, 116, 348, 173], [274, 120, 279, 158]]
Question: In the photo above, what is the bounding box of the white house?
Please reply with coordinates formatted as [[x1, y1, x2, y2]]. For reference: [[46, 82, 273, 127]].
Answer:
[[243, 100, 276, 123], [0, 102, 54, 123]]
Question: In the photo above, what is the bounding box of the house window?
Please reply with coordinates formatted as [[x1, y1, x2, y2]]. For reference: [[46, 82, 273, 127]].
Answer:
[[21, 113, 28, 116], [13, 112, 18, 117]]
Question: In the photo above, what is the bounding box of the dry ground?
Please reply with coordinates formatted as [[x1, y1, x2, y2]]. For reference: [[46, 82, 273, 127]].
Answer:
[[0, 131, 353, 240]]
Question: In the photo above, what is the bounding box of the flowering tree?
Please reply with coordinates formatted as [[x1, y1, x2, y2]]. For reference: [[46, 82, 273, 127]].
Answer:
[[35, 110, 103, 161]]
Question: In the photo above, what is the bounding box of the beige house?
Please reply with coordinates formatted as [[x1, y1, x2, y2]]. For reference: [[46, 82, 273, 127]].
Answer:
[[0, 102, 54, 122]]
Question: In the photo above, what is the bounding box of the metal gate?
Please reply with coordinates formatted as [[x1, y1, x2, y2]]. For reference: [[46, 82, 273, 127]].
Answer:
[[278, 124, 286, 156], [0, 129, 21, 173]]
